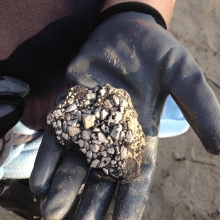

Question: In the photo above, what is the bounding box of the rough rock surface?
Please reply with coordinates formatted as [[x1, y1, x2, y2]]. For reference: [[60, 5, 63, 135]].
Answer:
[[47, 84, 146, 183]]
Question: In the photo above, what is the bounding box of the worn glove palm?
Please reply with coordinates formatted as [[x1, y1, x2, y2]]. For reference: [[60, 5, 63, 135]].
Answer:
[[30, 3, 220, 220]]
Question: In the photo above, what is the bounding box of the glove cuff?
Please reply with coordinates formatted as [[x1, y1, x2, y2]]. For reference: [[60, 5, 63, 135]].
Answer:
[[94, 2, 167, 30]]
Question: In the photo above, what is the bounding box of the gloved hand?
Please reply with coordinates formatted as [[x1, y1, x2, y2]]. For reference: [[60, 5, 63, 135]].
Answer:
[[30, 2, 220, 220], [0, 76, 28, 166]]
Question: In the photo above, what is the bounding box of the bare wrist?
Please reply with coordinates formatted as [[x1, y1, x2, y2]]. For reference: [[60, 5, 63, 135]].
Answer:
[[102, 0, 176, 26]]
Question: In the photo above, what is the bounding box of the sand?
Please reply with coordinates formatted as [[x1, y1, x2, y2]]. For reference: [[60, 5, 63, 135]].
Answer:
[[1, 0, 219, 219]]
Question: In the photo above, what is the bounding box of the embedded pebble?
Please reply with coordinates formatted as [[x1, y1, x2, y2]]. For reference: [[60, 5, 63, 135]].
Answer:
[[76, 111, 81, 121], [67, 127, 81, 137], [104, 100, 113, 108], [82, 114, 96, 129], [56, 130, 62, 135], [110, 124, 122, 140], [107, 148, 115, 155], [78, 139, 84, 148], [82, 130, 91, 140], [85, 141, 90, 150], [101, 109, 108, 120], [98, 132, 108, 144], [47, 84, 146, 183], [99, 88, 106, 96], [111, 160, 117, 165], [66, 104, 77, 112], [91, 133, 97, 140], [90, 144, 100, 152], [103, 168, 109, 175], [91, 159, 100, 168], [54, 109, 62, 119], [86, 151, 93, 159], [94, 109, 101, 118], [120, 146, 128, 160], [62, 133, 69, 140], [125, 130, 133, 143], [80, 148, 86, 154], [101, 151, 107, 157], [86, 93, 96, 100]]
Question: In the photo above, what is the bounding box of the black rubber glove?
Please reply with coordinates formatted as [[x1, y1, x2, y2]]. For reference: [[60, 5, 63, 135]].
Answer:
[[0, 76, 28, 166], [30, 3, 220, 220]]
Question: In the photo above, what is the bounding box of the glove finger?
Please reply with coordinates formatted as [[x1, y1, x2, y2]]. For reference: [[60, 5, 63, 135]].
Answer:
[[0, 76, 30, 97], [29, 126, 64, 195], [113, 137, 158, 220], [42, 149, 89, 220], [73, 169, 118, 220], [164, 47, 220, 155]]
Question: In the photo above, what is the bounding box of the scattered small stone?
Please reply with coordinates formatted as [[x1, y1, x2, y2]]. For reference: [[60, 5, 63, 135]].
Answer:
[[91, 159, 100, 168], [101, 109, 108, 120], [101, 151, 107, 157], [84, 141, 90, 150], [66, 104, 77, 112], [125, 130, 133, 143], [67, 126, 81, 137], [107, 148, 115, 154], [115, 155, 121, 161], [94, 109, 101, 118], [91, 133, 97, 140], [110, 124, 122, 140], [90, 144, 100, 152], [67, 98, 74, 104], [54, 109, 62, 119], [120, 146, 128, 160], [78, 139, 84, 148], [104, 99, 113, 108], [93, 128, 100, 132], [76, 111, 81, 121], [86, 151, 93, 159], [111, 160, 117, 165], [113, 95, 120, 106], [98, 132, 108, 144], [86, 93, 96, 100], [103, 168, 109, 175], [80, 148, 86, 154], [99, 88, 106, 96], [82, 130, 91, 140], [82, 114, 96, 129], [56, 130, 62, 135], [62, 133, 69, 140]]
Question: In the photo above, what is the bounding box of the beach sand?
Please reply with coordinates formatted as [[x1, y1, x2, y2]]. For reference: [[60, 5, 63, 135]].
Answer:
[[1, 0, 219, 219]]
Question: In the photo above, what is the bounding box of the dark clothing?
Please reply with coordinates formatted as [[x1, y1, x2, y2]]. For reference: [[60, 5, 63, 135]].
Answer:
[[0, 0, 103, 130]]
